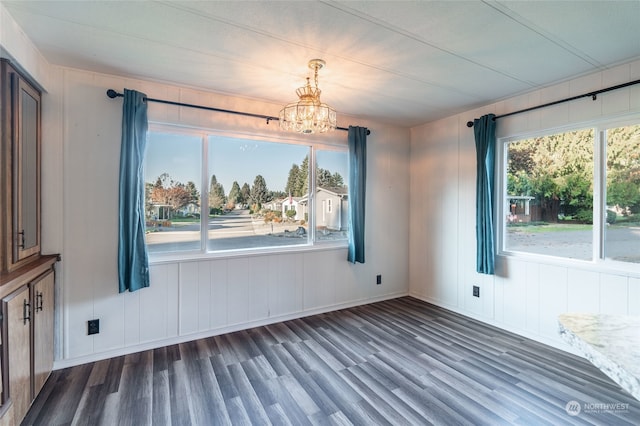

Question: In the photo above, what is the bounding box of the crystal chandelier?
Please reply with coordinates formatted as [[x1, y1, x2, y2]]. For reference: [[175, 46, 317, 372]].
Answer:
[[279, 59, 337, 134]]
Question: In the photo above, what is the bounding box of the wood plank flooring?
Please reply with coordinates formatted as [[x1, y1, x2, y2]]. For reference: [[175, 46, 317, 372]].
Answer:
[[23, 297, 640, 425]]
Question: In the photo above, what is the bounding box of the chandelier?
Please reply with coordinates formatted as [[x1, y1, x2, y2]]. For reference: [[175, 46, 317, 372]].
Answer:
[[279, 59, 337, 134]]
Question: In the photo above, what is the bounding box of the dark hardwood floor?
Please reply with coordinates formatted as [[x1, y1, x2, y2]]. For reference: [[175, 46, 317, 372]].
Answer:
[[23, 297, 640, 425]]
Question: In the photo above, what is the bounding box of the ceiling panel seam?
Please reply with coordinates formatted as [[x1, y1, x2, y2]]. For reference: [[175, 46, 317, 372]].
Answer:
[[487, 0, 603, 69], [321, 0, 539, 88]]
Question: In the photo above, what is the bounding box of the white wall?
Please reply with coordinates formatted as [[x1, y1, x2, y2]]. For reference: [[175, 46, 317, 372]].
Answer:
[[0, 3, 51, 91], [53, 68, 410, 367], [410, 59, 640, 353]]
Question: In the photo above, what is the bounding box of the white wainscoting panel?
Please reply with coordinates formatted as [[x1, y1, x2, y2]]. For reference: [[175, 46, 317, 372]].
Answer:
[[567, 268, 600, 313], [630, 277, 640, 315], [210, 259, 229, 328], [143, 263, 179, 343], [178, 261, 200, 335], [248, 256, 271, 322], [226, 258, 251, 326], [269, 253, 304, 318], [600, 274, 629, 315], [500, 258, 527, 331]]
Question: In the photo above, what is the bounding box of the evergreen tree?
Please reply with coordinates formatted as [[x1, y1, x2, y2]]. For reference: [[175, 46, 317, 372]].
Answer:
[[285, 164, 300, 196], [185, 181, 199, 204], [228, 181, 241, 206], [250, 175, 269, 206], [296, 156, 309, 196], [331, 172, 344, 187], [209, 174, 226, 211], [240, 183, 251, 206], [317, 168, 332, 188]]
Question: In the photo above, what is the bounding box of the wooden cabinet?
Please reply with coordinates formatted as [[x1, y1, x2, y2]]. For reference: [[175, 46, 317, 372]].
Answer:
[[4, 285, 31, 423], [0, 58, 58, 425], [32, 271, 54, 396], [0, 262, 56, 425], [1, 58, 41, 273]]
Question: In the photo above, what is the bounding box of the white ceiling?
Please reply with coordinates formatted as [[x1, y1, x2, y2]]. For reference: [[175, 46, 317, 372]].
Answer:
[[2, 1, 640, 128]]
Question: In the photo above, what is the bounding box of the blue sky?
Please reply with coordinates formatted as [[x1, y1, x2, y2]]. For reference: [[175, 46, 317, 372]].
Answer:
[[145, 132, 348, 195]]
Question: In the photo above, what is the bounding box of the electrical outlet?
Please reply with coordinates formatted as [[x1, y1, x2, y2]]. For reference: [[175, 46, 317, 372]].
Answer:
[[88, 319, 100, 335], [376, 274, 382, 285], [473, 286, 480, 298]]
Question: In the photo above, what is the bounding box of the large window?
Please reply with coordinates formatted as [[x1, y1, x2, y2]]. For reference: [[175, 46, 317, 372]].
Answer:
[[145, 132, 202, 253], [604, 124, 640, 263], [207, 136, 309, 251], [501, 119, 640, 264], [144, 128, 349, 255], [315, 149, 349, 241]]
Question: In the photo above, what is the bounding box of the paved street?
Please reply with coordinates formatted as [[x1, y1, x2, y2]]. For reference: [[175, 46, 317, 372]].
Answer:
[[507, 225, 640, 262], [146, 209, 307, 253]]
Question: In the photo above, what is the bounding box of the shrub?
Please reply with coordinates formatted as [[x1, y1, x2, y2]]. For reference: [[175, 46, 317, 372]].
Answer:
[[286, 209, 297, 219], [574, 209, 593, 224], [263, 210, 282, 223], [606, 209, 617, 224], [249, 203, 259, 214], [263, 211, 274, 223]]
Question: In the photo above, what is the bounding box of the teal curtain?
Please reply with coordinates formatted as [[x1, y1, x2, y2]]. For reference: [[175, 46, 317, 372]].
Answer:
[[348, 126, 367, 263], [118, 89, 150, 292], [474, 114, 496, 275]]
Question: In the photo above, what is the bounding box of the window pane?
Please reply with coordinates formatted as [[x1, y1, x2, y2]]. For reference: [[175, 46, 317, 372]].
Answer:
[[605, 124, 640, 263], [145, 132, 202, 253], [504, 128, 594, 260], [315, 149, 349, 241], [207, 137, 309, 251]]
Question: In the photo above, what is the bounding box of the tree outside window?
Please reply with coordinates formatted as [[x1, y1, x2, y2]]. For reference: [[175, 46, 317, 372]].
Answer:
[[502, 122, 640, 264]]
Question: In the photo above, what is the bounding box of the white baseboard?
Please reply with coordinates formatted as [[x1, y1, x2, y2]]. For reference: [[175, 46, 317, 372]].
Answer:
[[54, 291, 409, 370]]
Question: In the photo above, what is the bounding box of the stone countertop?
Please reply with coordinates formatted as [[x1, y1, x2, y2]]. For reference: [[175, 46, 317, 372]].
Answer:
[[558, 313, 640, 401]]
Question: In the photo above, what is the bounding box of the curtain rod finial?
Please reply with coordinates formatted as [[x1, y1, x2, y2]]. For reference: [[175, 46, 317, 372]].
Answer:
[[466, 121, 474, 128], [106, 89, 121, 99]]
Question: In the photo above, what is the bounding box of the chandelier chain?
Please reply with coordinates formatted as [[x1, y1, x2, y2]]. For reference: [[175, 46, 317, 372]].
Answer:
[[314, 65, 319, 92]]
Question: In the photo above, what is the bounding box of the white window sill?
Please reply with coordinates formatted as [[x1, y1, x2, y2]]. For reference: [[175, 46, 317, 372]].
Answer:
[[148, 241, 348, 265]]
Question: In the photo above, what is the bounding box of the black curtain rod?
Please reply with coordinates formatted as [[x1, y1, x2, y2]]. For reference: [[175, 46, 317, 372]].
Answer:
[[106, 89, 370, 135], [466, 78, 640, 128]]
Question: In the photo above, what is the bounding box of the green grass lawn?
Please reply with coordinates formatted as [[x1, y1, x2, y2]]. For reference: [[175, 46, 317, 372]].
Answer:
[[508, 222, 592, 233]]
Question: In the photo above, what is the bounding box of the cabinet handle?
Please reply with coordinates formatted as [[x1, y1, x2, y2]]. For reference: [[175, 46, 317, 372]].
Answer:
[[23, 299, 31, 325], [18, 230, 25, 249], [36, 291, 44, 312]]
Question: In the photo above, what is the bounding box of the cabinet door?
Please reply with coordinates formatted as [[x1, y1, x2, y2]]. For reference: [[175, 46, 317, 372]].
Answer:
[[32, 270, 54, 395], [13, 75, 41, 263], [4, 285, 31, 422]]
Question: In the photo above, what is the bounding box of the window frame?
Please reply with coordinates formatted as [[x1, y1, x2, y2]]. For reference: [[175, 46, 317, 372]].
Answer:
[[497, 113, 640, 272], [145, 123, 350, 263]]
